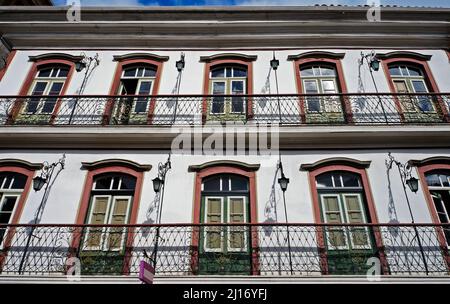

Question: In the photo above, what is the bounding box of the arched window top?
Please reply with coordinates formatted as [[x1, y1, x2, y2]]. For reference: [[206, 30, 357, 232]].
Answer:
[[92, 173, 137, 191], [199, 53, 257, 63], [121, 64, 157, 78], [425, 170, 450, 188], [28, 53, 84, 63], [36, 65, 70, 79], [376, 51, 432, 62], [287, 51, 345, 61], [388, 64, 424, 77], [316, 171, 362, 189], [0, 172, 27, 190], [300, 64, 337, 77], [202, 174, 249, 192], [210, 65, 247, 78], [81, 159, 152, 172], [300, 158, 371, 171], [112, 53, 169, 63]]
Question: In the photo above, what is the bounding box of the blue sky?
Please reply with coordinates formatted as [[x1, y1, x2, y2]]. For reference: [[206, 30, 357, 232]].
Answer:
[[53, 0, 450, 7]]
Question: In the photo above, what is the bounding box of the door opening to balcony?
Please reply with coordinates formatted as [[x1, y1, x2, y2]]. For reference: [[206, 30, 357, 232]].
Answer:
[[113, 65, 156, 125], [208, 66, 247, 122], [425, 171, 450, 246], [80, 173, 136, 274], [198, 174, 251, 274], [316, 171, 377, 274]]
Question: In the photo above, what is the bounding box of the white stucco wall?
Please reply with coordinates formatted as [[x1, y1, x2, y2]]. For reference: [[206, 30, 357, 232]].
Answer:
[[1, 149, 448, 226], [0, 49, 449, 96]]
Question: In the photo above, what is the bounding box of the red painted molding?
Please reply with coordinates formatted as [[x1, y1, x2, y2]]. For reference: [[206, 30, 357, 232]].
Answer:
[[0, 50, 16, 82], [8, 57, 75, 124], [416, 163, 450, 269], [105, 57, 165, 125], [190, 164, 260, 275], [71, 164, 146, 275], [0, 165, 36, 271], [381, 56, 449, 122], [292, 57, 352, 124], [306, 164, 387, 274], [201, 57, 254, 123]]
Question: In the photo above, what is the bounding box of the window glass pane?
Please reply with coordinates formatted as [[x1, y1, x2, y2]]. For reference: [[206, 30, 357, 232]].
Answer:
[[426, 174, 441, 187], [137, 67, 144, 77], [304, 80, 318, 94], [1, 196, 17, 213], [211, 68, 224, 78], [401, 67, 409, 76], [231, 81, 244, 94], [320, 66, 336, 76], [38, 68, 52, 78], [124, 68, 136, 77], [48, 82, 63, 95], [213, 82, 225, 94], [31, 82, 47, 95], [407, 67, 422, 77], [120, 176, 136, 190], [230, 176, 248, 191], [341, 172, 360, 187], [138, 81, 152, 94], [412, 80, 428, 93], [316, 174, 333, 188], [57, 68, 69, 78], [11, 174, 26, 189], [233, 68, 247, 77], [313, 67, 321, 76], [440, 174, 450, 187], [203, 176, 221, 191], [226, 68, 232, 77], [389, 66, 401, 76], [143, 68, 156, 77], [0, 213, 12, 225], [94, 176, 112, 189], [321, 80, 336, 93], [300, 67, 314, 77], [112, 177, 120, 190]]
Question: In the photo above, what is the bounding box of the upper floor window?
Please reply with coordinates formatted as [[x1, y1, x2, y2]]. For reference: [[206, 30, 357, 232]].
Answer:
[[26, 65, 69, 114], [300, 64, 340, 113], [209, 65, 247, 115], [0, 172, 27, 246]]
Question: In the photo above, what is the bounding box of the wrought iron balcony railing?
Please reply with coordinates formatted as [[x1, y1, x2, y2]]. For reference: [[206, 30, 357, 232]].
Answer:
[[0, 93, 448, 126], [0, 223, 449, 277]]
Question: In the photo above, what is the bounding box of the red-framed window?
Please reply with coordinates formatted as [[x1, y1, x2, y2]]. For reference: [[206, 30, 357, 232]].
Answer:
[[288, 52, 352, 124], [413, 157, 450, 267], [9, 53, 80, 124], [71, 159, 151, 275], [301, 158, 387, 274], [200, 54, 256, 123], [0, 159, 42, 270], [379, 52, 449, 122], [104, 53, 168, 125], [189, 160, 260, 275]]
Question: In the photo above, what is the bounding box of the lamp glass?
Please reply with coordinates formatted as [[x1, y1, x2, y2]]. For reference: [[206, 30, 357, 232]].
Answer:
[[152, 177, 163, 193], [270, 59, 279, 70], [33, 176, 47, 192], [370, 59, 380, 71], [75, 61, 86, 72], [406, 177, 419, 193], [278, 175, 289, 192], [176, 60, 185, 72]]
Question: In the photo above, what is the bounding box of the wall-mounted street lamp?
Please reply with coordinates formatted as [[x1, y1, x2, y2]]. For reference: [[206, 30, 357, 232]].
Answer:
[[277, 160, 293, 274], [386, 152, 428, 274], [150, 154, 172, 271], [172, 53, 185, 123], [270, 51, 282, 123], [19, 154, 66, 274], [175, 53, 185, 72]]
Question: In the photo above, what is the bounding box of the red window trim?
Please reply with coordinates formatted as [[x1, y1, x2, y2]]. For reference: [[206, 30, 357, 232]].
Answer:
[[415, 163, 450, 268], [104, 57, 165, 125], [381, 57, 449, 122], [71, 164, 147, 275], [8, 57, 76, 124], [305, 162, 388, 274], [190, 164, 260, 275], [201, 56, 255, 123], [0, 50, 17, 82], [0, 165, 38, 271], [291, 57, 352, 124]]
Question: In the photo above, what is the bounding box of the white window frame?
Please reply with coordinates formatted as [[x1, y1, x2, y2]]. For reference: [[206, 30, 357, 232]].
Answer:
[[210, 80, 227, 115], [229, 79, 247, 114], [226, 196, 248, 252], [0, 193, 21, 250], [320, 193, 348, 250], [341, 193, 371, 250], [303, 79, 321, 113], [204, 196, 225, 252]]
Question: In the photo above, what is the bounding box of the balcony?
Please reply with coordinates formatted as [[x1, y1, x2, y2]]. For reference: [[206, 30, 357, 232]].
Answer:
[[0, 223, 449, 277], [0, 93, 449, 126]]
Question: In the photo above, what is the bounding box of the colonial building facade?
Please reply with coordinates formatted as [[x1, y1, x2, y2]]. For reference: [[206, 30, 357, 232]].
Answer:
[[0, 5, 449, 283]]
